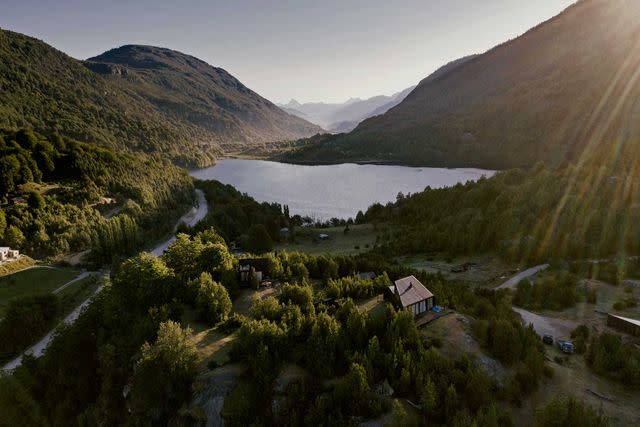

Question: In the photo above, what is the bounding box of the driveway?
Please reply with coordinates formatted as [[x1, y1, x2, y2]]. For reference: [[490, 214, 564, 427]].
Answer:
[[513, 307, 577, 339], [496, 264, 549, 290]]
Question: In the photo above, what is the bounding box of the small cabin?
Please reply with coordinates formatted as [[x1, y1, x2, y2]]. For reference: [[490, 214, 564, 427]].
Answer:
[[388, 275, 434, 317], [607, 313, 640, 337], [238, 258, 270, 285]]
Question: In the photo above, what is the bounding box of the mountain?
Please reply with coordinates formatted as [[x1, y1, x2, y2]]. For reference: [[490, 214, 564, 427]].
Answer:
[[284, 0, 640, 169], [87, 45, 322, 156], [279, 87, 415, 133], [0, 30, 321, 167]]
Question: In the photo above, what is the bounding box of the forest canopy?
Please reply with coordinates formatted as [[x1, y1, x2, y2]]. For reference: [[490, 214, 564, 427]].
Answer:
[[0, 128, 194, 260]]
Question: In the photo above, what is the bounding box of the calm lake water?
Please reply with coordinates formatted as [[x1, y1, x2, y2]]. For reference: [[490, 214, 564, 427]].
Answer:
[[190, 160, 495, 221]]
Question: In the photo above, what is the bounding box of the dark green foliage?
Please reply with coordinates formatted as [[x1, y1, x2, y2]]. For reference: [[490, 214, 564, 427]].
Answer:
[[534, 396, 608, 427], [193, 180, 286, 250], [326, 273, 391, 300], [570, 325, 590, 354], [192, 272, 232, 324], [128, 320, 198, 423], [0, 128, 194, 260], [585, 332, 640, 388], [513, 271, 579, 311], [163, 231, 237, 296], [27, 191, 45, 210], [246, 223, 274, 254], [0, 374, 47, 427], [0, 230, 239, 425], [0, 295, 58, 363], [358, 141, 640, 264]]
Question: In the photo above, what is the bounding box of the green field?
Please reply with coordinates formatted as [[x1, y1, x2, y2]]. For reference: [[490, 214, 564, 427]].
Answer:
[[0, 267, 79, 316], [276, 224, 378, 256], [397, 253, 513, 286], [56, 275, 102, 316]]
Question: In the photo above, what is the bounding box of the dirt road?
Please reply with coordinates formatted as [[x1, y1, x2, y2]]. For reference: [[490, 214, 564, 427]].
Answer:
[[496, 264, 549, 289], [513, 307, 577, 338], [151, 189, 208, 256]]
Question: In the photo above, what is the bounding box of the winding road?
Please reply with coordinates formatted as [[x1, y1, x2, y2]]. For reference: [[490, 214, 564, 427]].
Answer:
[[2, 190, 209, 371], [498, 264, 577, 338], [151, 189, 208, 256]]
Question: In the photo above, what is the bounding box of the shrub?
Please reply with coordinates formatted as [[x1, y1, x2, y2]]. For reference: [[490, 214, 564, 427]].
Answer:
[[534, 396, 608, 427], [192, 272, 232, 324]]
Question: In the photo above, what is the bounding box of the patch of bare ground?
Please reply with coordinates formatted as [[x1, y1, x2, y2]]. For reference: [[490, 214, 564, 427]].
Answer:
[[420, 313, 507, 384], [511, 347, 640, 426], [232, 287, 276, 317]]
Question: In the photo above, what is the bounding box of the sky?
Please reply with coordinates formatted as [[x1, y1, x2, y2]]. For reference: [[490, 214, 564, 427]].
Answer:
[[0, 0, 575, 104]]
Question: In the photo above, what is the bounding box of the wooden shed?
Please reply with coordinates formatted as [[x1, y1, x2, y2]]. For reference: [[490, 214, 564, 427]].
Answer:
[[607, 314, 640, 337]]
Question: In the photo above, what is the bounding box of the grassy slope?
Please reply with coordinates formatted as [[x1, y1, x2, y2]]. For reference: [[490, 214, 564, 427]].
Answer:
[[275, 224, 378, 256], [0, 267, 78, 316]]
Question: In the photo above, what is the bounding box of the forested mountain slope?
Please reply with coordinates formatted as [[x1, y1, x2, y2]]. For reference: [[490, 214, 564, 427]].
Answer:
[[87, 45, 322, 155], [0, 30, 320, 167], [0, 128, 194, 261], [284, 0, 640, 169]]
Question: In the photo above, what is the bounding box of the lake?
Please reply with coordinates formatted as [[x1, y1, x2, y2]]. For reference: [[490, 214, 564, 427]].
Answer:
[[190, 159, 495, 221]]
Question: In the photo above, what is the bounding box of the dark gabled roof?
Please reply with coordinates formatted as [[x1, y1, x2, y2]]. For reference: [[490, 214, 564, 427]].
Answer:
[[609, 314, 640, 327], [394, 275, 433, 308], [358, 271, 377, 280]]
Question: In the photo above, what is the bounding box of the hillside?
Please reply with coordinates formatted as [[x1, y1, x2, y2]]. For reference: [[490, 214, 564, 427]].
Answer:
[[280, 86, 415, 133], [283, 0, 640, 169], [87, 45, 322, 155], [0, 30, 320, 167]]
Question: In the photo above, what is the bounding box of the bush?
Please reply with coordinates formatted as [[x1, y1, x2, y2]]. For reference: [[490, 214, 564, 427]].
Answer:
[[571, 325, 589, 354], [192, 272, 232, 324], [534, 396, 608, 427], [128, 321, 198, 423], [585, 332, 640, 387]]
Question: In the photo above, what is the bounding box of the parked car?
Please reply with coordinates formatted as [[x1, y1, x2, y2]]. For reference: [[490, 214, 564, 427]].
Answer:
[[542, 334, 554, 345], [557, 339, 574, 354]]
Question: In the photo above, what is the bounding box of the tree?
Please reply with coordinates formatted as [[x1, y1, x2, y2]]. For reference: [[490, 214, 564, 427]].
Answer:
[[245, 224, 273, 254], [334, 363, 371, 415], [128, 321, 198, 424], [4, 225, 25, 249], [420, 376, 438, 417], [444, 384, 458, 421], [112, 252, 174, 310], [0, 155, 21, 196], [27, 191, 45, 210], [534, 396, 608, 427], [391, 399, 418, 427], [0, 208, 6, 239], [194, 272, 232, 324], [163, 233, 202, 279]]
